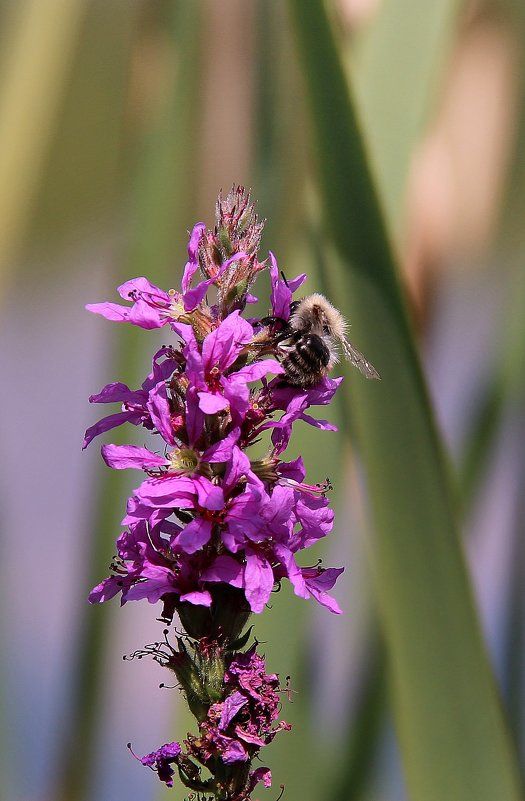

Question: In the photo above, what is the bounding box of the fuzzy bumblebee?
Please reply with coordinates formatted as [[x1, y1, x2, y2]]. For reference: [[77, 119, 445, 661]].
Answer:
[[276, 293, 380, 387]]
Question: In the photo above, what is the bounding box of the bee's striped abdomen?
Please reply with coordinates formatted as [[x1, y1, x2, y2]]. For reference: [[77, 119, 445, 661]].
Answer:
[[281, 332, 330, 387]]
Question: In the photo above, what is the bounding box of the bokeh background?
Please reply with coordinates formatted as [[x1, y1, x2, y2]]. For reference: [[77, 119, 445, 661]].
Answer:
[[1, 1, 525, 800]]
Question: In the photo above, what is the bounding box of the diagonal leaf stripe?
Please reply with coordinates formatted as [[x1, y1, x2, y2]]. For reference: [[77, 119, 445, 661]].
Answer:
[[287, 3, 524, 800]]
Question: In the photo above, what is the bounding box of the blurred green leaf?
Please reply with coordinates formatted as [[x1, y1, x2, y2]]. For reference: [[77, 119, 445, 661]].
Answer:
[[127, 2, 204, 282], [252, 0, 308, 261], [0, 0, 86, 293], [351, 0, 460, 238], [24, 0, 138, 264], [329, 633, 386, 801], [287, 2, 523, 800], [498, 81, 525, 759]]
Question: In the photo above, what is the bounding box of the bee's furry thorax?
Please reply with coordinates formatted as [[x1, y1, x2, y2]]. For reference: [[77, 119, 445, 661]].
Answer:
[[289, 293, 347, 339]]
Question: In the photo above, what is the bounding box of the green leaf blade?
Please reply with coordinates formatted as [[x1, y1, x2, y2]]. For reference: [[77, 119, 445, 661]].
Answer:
[[287, 3, 524, 800]]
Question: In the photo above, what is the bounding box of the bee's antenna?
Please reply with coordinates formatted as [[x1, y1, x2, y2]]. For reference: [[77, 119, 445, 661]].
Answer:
[[280, 270, 289, 288]]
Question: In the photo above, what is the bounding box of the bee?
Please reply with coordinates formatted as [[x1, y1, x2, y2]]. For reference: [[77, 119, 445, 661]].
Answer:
[[274, 293, 380, 387]]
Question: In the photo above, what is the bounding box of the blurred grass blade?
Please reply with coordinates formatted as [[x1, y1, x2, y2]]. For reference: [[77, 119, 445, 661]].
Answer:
[[329, 633, 386, 801], [287, 3, 523, 801], [272, 0, 509, 789], [0, 0, 86, 294], [127, 3, 204, 279], [351, 0, 460, 237], [252, 0, 308, 260], [458, 376, 503, 506]]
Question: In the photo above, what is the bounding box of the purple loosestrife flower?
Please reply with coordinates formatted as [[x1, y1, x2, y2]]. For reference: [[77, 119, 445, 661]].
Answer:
[[85, 187, 352, 799]]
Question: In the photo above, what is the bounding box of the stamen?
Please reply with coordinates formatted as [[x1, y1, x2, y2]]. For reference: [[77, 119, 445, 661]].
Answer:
[[274, 784, 285, 801], [145, 521, 166, 557], [281, 676, 297, 704], [278, 476, 332, 497], [169, 447, 200, 476], [123, 630, 177, 665], [127, 742, 143, 763]]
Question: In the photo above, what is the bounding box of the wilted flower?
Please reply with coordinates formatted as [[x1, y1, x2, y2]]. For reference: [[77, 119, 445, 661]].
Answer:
[[133, 741, 182, 788]]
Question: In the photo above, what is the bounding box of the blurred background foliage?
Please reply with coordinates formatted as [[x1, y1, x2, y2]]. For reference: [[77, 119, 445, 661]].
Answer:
[[1, 1, 525, 800]]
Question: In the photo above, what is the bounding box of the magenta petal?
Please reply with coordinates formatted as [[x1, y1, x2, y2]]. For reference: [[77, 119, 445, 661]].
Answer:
[[89, 381, 139, 404], [306, 587, 343, 614], [300, 412, 337, 431], [235, 729, 266, 747], [150, 348, 180, 384], [222, 740, 248, 764], [198, 391, 229, 414], [274, 544, 308, 599], [179, 590, 212, 607], [122, 503, 172, 527], [185, 387, 205, 447], [128, 299, 167, 329], [204, 427, 240, 463], [83, 410, 143, 449], [176, 517, 213, 553], [305, 566, 344, 591], [202, 310, 253, 371], [219, 691, 247, 729], [269, 251, 306, 319], [234, 359, 284, 382], [136, 475, 197, 506], [244, 550, 274, 613], [222, 377, 249, 423], [183, 278, 215, 311], [181, 223, 206, 295], [147, 382, 176, 445], [139, 741, 181, 787], [125, 567, 175, 603], [183, 253, 244, 311], [305, 376, 344, 404], [202, 555, 243, 585], [225, 489, 266, 542], [85, 301, 130, 322], [222, 447, 252, 494], [288, 273, 308, 293], [88, 577, 121, 604], [278, 456, 306, 482], [250, 767, 272, 790], [171, 321, 195, 343], [101, 443, 167, 470], [303, 567, 344, 614], [193, 476, 224, 510], [117, 276, 169, 300], [182, 257, 200, 296], [295, 494, 334, 546], [182, 330, 205, 388], [187, 222, 206, 261]]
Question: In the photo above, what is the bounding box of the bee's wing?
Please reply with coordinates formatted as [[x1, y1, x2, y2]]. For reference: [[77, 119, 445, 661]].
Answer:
[[341, 338, 381, 380]]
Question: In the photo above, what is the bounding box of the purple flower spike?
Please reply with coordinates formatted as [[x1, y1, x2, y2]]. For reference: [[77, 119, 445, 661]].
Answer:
[[84, 187, 364, 800]]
